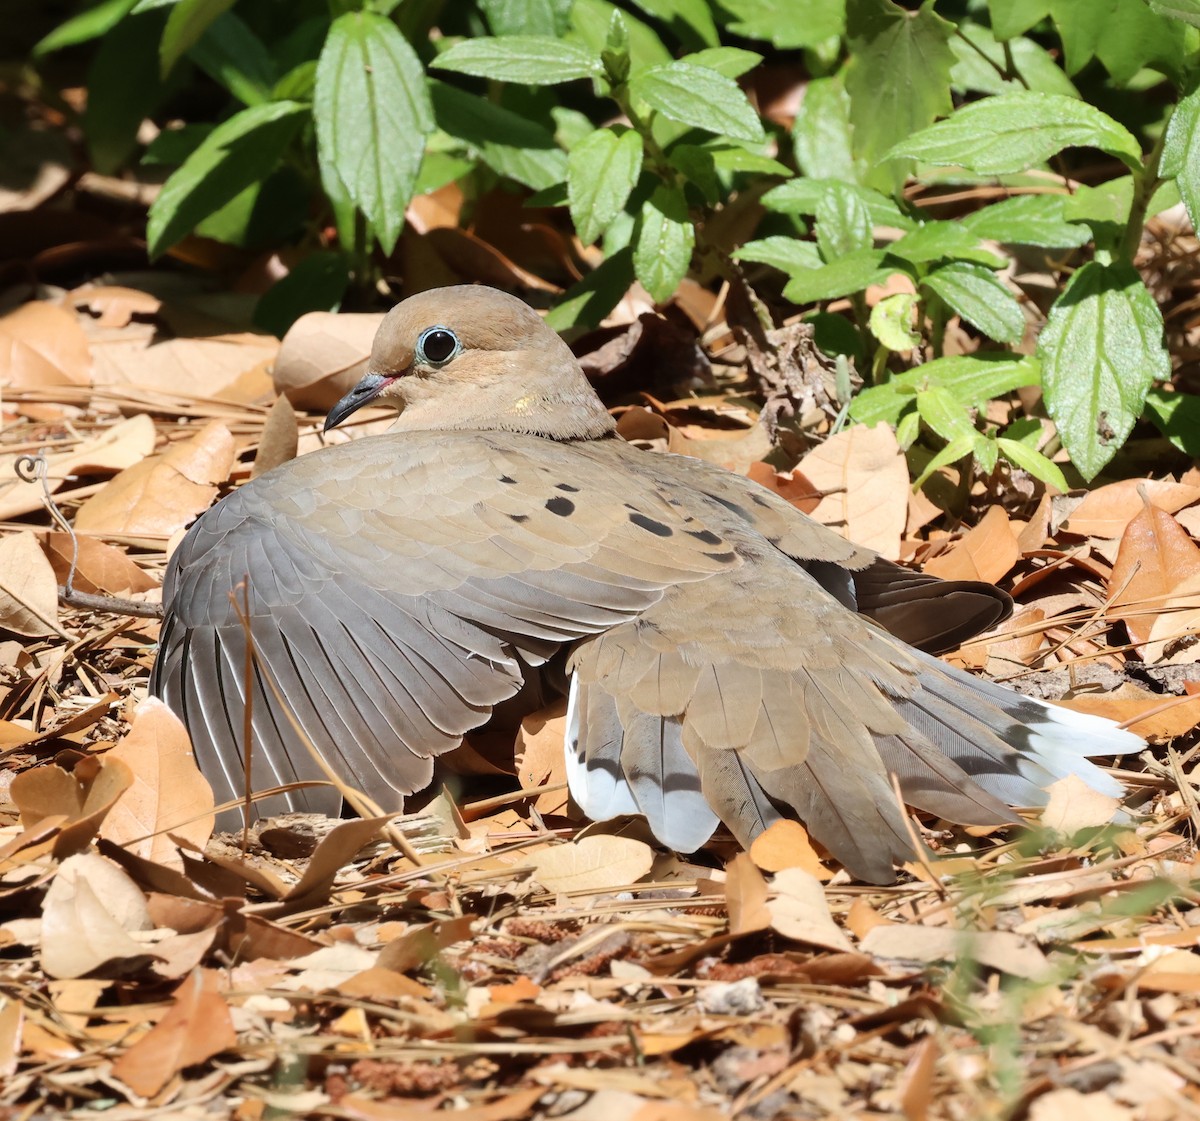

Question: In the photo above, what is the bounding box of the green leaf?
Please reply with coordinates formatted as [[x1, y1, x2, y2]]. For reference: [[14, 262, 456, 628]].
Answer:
[[917, 386, 979, 443], [480, 0, 574, 36], [188, 12, 276, 106], [195, 166, 308, 249], [707, 146, 791, 177], [1149, 0, 1200, 28], [683, 47, 763, 78], [949, 23, 1080, 98], [922, 262, 1025, 344], [34, 0, 139, 55], [546, 247, 636, 329], [763, 178, 916, 230], [628, 0, 721, 48], [913, 434, 978, 489], [1037, 261, 1169, 481], [960, 193, 1091, 248], [570, 0, 672, 75], [315, 12, 434, 255], [631, 61, 764, 142], [782, 250, 898, 304], [716, 0, 846, 48], [634, 186, 694, 302], [844, 0, 956, 193], [85, 10, 171, 174], [1161, 84, 1200, 239], [887, 91, 1143, 175], [568, 128, 643, 244], [161, 0, 234, 76], [815, 181, 873, 260], [793, 76, 858, 183], [988, 0, 1049, 39], [1144, 386, 1200, 455], [433, 35, 601, 84], [996, 437, 1069, 492], [430, 82, 566, 191], [1049, 0, 1186, 85], [734, 237, 824, 273], [870, 292, 921, 351], [147, 101, 307, 258], [886, 222, 1005, 268], [254, 252, 352, 338]]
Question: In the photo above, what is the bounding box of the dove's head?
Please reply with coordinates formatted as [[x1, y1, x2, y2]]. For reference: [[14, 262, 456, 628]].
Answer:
[[324, 285, 616, 440]]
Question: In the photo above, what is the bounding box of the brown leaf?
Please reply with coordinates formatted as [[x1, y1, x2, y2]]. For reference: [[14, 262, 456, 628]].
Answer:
[[797, 424, 908, 560], [111, 969, 236, 1097], [1057, 684, 1200, 743], [280, 815, 390, 906], [0, 994, 22, 1079], [273, 311, 383, 409], [767, 867, 853, 952], [924, 505, 1020, 585], [861, 924, 1049, 980], [749, 819, 834, 879], [91, 333, 278, 399], [68, 284, 162, 329], [899, 1036, 939, 1121], [99, 698, 215, 871], [40, 852, 153, 979], [0, 531, 62, 636], [74, 421, 235, 536], [515, 699, 569, 816], [724, 852, 770, 935], [0, 301, 91, 387], [11, 755, 134, 859], [251, 393, 299, 477], [1063, 478, 1200, 538], [45, 532, 158, 596], [528, 835, 654, 894], [1040, 774, 1121, 835], [744, 461, 821, 514]]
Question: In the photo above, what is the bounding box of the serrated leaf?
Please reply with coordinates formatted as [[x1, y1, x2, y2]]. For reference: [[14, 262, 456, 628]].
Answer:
[[430, 81, 566, 191], [887, 221, 1004, 267], [763, 177, 915, 230], [996, 437, 1069, 491], [1161, 84, 1200, 238], [571, 0, 672, 75], [815, 181, 873, 260], [631, 61, 764, 142], [433, 35, 601, 84], [988, 0, 1050, 40], [35, 0, 139, 55], [1150, 0, 1200, 28], [718, 0, 846, 48], [960, 193, 1091, 248], [160, 0, 234, 76], [734, 237, 824, 273], [634, 187, 693, 302], [869, 292, 921, 351], [146, 101, 306, 258], [923, 262, 1025, 344], [567, 128, 643, 244], [950, 23, 1080, 98], [888, 91, 1143, 174], [1038, 261, 1169, 481], [844, 0, 956, 193], [793, 76, 858, 183], [782, 249, 897, 304], [1051, 0, 1185, 84], [707, 146, 791, 177], [315, 12, 434, 255]]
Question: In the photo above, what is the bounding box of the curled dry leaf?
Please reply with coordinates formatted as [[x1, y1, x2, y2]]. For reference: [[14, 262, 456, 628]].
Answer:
[[528, 834, 654, 894], [1062, 478, 1200, 539], [99, 698, 215, 872], [749, 819, 834, 880], [515, 699, 569, 816], [745, 461, 822, 514], [11, 755, 133, 859], [40, 852, 153, 979], [725, 852, 771, 935], [251, 393, 299, 478], [74, 420, 235, 536], [767, 867, 853, 952], [0, 301, 91, 387], [111, 968, 236, 1098], [797, 423, 908, 560], [924, 504, 1020, 585], [273, 311, 383, 410], [0, 531, 62, 636]]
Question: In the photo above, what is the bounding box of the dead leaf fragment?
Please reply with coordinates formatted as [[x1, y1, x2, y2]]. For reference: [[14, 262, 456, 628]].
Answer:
[[1064, 478, 1200, 538], [725, 852, 771, 935], [1040, 773, 1121, 835], [749, 819, 834, 879], [0, 531, 62, 636], [45, 532, 158, 596], [252, 393, 299, 477], [861, 923, 1049, 980], [111, 968, 236, 1097], [924, 504, 1020, 585], [529, 835, 654, 894], [767, 867, 852, 952], [1058, 683, 1200, 742], [0, 301, 91, 387], [100, 698, 215, 870], [515, 699, 569, 816], [273, 311, 383, 409], [11, 756, 134, 859]]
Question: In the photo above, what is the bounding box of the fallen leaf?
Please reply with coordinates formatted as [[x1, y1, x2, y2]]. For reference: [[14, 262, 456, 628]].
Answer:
[[1040, 774, 1121, 835], [745, 461, 821, 513], [0, 301, 91, 386], [749, 819, 834, 880], [1063, 478, 1200, 538], [45, 532, 158, 596], [515, 699, 569, 816], [11, 756, 134, 859], [99, 698, 215, 871], [724, 852, 771, 935], [1029, 1088, 1134, 1121], [0, 997, 22, 1079], [273, 311, 383, 409], [798, 424, 908, 560], [0, 531, 62, 636], [111, 969, 236, 1097], [861, 923, 1049, 980], [767, 867, 852, 952], [69, 284, 162, 329], [251, 393, 299, 477], [90, 333, 278, 398], [528, 835, 654, 894], [924, 504, 1020, 585], [280, 815, 390, 905]]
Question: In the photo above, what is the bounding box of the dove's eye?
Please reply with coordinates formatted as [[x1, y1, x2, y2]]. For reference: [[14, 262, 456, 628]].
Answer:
[[417, 326, 461, 366]]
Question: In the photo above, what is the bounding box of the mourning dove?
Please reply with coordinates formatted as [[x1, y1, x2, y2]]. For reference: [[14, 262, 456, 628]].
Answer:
[[151, 285, 1141, 883]]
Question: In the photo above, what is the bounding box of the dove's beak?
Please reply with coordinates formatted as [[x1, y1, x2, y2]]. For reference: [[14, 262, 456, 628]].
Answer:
[[324, 372, 393, 432]]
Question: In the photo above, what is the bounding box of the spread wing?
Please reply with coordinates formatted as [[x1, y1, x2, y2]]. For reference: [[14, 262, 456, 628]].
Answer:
[[151, 431, 739, 818]]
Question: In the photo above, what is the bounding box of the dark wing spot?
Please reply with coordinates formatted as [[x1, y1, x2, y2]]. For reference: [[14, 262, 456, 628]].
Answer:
[[545, 496, 575, 516], [555, 483, 580, 493], [629, 512, 673, 537], [686, 528, 723, 545], [499, 475, 517, 484], [704, 550, 738, 564], [509, 513, 529, 523]]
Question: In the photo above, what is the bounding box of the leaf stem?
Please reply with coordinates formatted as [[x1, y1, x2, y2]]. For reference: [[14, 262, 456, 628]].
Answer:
[[1119, 126, 1167, 266]]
